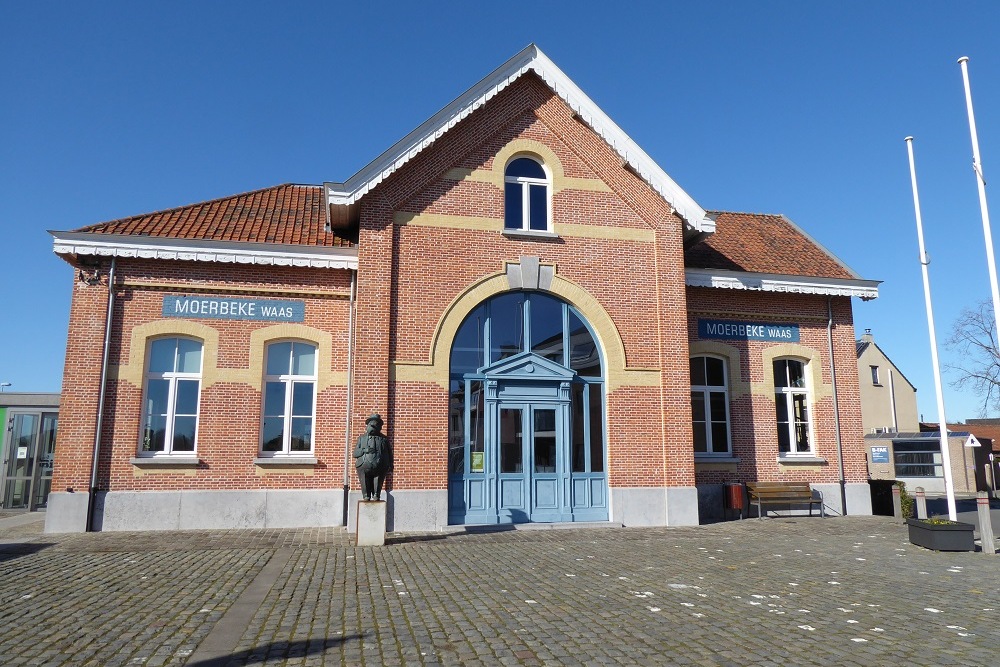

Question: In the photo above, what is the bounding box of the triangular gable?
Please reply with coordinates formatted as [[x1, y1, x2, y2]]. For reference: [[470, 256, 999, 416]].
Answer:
[[481, 351, 577, 381], [324, 44, 714, 236]]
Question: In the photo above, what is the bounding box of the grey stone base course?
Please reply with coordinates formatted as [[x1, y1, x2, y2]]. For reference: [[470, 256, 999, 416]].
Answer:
[[82, 489, 345, 532], [610, 486, 700, 527], [44, 491, 91, 533], [345, 489, 449, 533]]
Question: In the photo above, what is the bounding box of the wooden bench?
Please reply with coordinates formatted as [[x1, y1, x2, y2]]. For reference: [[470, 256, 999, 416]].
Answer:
[[745, 482, 825, 519]]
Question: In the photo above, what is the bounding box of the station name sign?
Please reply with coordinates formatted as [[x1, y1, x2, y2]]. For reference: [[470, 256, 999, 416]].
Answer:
[[698, 318, 799, 342], [162, 296, 305, 322]]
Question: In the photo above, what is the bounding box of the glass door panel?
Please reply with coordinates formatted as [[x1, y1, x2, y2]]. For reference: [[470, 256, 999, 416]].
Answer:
[[533, 409, 556, 473], [32, 414, 57, 509], [499, 408, 523, 473], [3, 413, 39, 509]]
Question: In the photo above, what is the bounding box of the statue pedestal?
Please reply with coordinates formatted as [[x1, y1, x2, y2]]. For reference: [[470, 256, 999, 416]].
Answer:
[[356, 500, 387, 546]]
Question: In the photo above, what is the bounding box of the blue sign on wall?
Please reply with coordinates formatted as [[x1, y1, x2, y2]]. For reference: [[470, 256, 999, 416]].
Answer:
[[871, 446, 890, 463], [162, 296, 305, 322], [698, 319, 800, 342]]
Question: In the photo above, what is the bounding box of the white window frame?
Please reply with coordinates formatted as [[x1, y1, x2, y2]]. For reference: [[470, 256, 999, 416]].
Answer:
[[139, 337, 203, 457], [870, 365, 881, 385], [503, 156, 552, 232], [774, 358, 813, 456], [690, 355, 731, 456], [260, 340, 318, 457]]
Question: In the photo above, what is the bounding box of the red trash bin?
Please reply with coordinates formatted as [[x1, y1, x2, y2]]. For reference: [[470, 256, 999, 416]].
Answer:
[[724, 482, 744, 519]]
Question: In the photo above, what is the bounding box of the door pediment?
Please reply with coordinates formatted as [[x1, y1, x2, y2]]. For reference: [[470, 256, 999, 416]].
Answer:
[[481, 351, 575, 382]]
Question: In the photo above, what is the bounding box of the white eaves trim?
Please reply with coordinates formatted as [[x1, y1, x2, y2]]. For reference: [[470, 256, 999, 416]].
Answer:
[[686, 268, 880, 300], [50, 231, 357, 270], [325, 44, 715, 236]]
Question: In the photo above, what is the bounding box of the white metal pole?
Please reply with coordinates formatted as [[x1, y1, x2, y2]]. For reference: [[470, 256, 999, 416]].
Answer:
[[958, 57, 1000, 356], [905, 137, 958, 521], [958, 56, 1000, 348]]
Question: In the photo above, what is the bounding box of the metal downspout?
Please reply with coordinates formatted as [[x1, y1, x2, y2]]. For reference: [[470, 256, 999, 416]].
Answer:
[[86, 257, 116, 532], [342, 270, 357, 526], [827, 296, 847, 515]]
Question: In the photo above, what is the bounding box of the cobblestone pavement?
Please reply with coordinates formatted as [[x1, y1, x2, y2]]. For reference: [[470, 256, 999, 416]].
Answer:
[[1, 516, 999, 666]]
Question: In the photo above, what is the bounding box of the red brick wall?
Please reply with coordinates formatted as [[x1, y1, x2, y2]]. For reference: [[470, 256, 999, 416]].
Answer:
[[52, 258, 354, 493], [686, 288, 866, 485], [53, 72, 869, 503], [352, 74, 694, 491]]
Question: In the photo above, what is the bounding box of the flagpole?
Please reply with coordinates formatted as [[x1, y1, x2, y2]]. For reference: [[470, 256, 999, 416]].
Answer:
[[958, 56, 1000, 359], [905, 136, 958, 521]]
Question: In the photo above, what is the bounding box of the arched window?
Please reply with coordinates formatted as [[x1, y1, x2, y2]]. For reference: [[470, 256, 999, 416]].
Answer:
[[140, 337, 203, 456], [261, 341, 317, 455], [504, 157, 550, 232], [690, 355, 730, 455], [448, 292, 603, 475], [774, 358, 811, 455]]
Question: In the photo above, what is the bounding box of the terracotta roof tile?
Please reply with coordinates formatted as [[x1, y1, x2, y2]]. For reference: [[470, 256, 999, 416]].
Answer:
[[74, 184, 353, 248], [685, 212, 855, 280]]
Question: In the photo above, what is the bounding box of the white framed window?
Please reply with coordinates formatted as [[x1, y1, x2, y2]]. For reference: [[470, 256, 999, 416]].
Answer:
[[774, 358, 812, 455], [870, 365, 881, 385], [690, 355, 731, 455], [260, 341, 317, 456], [504, 156, 550, 232], [140, 337, 203, 456]]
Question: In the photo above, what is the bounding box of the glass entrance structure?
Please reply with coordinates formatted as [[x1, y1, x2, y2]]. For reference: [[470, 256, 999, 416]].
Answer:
[[447, 291, 607, 524], [1, 411, 57, 510]]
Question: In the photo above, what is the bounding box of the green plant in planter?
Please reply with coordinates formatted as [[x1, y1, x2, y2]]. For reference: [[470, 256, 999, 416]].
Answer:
[[895, 481, 914, 519], [917, 517, 962, 526]]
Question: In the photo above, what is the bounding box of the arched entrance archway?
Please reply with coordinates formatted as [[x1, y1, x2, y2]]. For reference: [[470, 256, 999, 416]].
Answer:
[[447, 291, 607, 524]]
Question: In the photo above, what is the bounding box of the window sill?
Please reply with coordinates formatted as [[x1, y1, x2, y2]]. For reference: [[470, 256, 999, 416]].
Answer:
[[254, 456, 318, 466], [130, 456, 201, 467], [777, 456, 827, 465], [694, 455, 741, 464], [502, 228, 559, 240]]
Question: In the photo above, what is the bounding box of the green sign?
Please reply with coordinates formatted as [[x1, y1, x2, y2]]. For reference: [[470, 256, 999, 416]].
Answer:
[[471, 451, 484, 473]]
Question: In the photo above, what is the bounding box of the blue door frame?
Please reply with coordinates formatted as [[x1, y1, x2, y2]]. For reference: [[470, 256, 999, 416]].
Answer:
[[448, 352, 607, 525]]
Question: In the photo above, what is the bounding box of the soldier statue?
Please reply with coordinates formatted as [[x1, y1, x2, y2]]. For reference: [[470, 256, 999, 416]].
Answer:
[[354, 413, 392, 501]]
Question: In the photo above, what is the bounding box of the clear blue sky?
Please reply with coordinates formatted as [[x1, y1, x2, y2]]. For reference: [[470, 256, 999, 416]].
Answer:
[[3, 2, 1000, 424]]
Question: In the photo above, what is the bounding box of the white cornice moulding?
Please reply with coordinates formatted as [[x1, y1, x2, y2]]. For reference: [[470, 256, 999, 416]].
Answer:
[[50, 232, 358, 270], [685, 268, 880, 300], [325, 44, 715, 236]]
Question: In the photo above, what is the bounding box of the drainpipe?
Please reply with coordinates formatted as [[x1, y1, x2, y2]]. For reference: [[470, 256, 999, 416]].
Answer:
[[86, 257, 116, 532], [827, 296, 848, 515], [342, 270, 357, 526]]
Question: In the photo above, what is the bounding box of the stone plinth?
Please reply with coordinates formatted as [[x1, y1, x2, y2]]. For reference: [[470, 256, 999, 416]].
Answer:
[[356, 500, 387, 546]]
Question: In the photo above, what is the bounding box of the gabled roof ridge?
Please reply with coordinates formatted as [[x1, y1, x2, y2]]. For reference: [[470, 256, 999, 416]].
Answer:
[[83, 183, 320, 229], [325, 44, 714, 235], [707, 210, 785, 217]]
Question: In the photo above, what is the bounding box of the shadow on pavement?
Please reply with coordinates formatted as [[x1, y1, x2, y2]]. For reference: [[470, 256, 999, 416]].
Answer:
[[185, 636, 362, 666], [387, 524, 520, 545], [0, 542, 53, 562]]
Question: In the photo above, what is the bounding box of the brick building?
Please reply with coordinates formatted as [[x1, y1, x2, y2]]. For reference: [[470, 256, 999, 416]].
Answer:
[[45, 46, 879, 533]]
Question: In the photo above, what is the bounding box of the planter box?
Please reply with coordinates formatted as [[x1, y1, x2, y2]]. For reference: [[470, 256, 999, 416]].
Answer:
[[906, 518, 976, 552]]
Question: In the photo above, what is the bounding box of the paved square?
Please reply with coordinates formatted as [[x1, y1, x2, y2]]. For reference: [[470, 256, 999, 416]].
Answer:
[[1, 516, 997, 665]]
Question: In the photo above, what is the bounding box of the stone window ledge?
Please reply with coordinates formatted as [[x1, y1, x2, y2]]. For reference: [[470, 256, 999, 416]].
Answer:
[[777, 456, 827, 465], [130, 456, 201, 467], [502, 229, 559, 240], [254, 457, 318, 466], [694, 455, 741, 464]]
